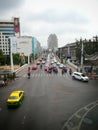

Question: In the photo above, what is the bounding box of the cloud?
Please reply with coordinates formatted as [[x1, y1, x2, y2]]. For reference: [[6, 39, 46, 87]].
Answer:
[[0, 0, 98, 47], [0, 0, 26, 13], [26, 9, 89, 25]]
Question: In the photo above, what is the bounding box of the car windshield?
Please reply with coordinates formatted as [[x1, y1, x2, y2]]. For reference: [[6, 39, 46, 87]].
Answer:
[[81, 74, 86, 77], [9, 96, 18, 99]]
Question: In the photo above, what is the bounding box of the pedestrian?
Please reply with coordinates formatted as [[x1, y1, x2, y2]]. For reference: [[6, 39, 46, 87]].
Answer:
[[77, 67, 79, 72], [69, 68, 72, 75], [28, 67, 31, 79]]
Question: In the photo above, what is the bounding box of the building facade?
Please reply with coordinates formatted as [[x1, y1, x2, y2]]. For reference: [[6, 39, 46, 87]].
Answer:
[[47, 34, 58, 52], [17, 36, 41, 56], [17, 36, 32, 56], [58, 43, 77, 62], [0, 17, 20, 55], [32, 37, 41, 55]]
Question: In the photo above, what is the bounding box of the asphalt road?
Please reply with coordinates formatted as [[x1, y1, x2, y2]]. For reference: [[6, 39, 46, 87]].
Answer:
[[0, 65, 98, 130]]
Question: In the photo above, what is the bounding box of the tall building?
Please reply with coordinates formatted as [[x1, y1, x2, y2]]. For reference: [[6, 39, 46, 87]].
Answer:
[[0, 17, 20, 55], [47, 34, 58, 52]]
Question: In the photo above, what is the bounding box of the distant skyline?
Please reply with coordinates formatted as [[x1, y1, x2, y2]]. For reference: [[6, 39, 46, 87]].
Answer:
[[0, 0, 98, 47]]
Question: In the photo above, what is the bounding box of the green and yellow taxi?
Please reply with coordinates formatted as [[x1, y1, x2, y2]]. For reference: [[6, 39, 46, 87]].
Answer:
[[36, 61, 40, 65], [6, 90, 24, 107]]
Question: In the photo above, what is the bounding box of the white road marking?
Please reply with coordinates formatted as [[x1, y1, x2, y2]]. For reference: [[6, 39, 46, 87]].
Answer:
[[61, 100, 98, 130]]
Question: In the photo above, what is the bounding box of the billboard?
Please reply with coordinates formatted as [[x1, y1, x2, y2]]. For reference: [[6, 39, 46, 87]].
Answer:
[[14, 18, 20, 36]]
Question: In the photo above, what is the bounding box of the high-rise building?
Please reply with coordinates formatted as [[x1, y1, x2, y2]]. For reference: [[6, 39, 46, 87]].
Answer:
[[47, 34, 58, 52], [0, 17, 20, 55]]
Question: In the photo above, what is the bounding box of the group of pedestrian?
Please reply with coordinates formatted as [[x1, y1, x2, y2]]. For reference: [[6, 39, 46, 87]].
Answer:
[[62, 67, 72, 75]]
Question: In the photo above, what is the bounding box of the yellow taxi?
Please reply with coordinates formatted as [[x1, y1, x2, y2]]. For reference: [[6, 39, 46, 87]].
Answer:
[[36, 61, 40, 65], [6, 90, 24, 107]]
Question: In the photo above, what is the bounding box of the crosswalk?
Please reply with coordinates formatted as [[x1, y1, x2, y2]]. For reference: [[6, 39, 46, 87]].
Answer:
[[23, 73, 70, 78]]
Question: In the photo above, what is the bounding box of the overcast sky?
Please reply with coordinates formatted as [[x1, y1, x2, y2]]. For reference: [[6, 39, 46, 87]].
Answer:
[[0, 0, 98, 47]]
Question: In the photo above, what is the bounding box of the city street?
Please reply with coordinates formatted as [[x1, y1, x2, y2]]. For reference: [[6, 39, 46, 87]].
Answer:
[[0, 66, 98, 130]]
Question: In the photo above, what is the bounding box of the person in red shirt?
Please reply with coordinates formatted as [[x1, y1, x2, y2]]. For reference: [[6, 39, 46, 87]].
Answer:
[[28, 67, 31, 79]]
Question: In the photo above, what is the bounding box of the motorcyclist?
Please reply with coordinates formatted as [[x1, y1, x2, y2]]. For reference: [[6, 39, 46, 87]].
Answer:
[[40, 64, 42, 69], [62, 68, 64, 75]]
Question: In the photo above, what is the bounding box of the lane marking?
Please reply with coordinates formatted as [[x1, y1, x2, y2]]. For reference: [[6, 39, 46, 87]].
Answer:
[[61, 100, 98, 130]]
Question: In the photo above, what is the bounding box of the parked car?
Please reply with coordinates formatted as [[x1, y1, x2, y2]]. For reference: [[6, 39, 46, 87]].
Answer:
[[72, 72, 89, 82], [6, 90, 24, 107]]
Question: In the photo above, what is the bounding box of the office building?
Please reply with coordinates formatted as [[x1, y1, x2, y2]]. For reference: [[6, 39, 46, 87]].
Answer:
[[0, 17, 20, 55]]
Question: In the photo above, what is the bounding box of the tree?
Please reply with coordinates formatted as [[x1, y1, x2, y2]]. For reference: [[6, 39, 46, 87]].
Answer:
[[0, 49, 6, 65], [75, 36, 98, 65], [13, 53, 21, 65]]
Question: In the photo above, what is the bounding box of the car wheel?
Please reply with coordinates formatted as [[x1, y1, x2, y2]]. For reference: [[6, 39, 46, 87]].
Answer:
[[19, 100, 22, 105]]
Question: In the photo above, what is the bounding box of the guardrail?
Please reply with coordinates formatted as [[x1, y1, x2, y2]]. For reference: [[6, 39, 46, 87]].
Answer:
[[15, 64, 28, 74], [67, 59, 77, 70]]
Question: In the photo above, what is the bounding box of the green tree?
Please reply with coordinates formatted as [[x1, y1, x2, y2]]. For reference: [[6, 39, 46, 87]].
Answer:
[[0, 49, 6, 65], [13, 53, 21, 65]]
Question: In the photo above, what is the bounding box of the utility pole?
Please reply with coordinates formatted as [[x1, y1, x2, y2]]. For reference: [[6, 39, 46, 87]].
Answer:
[[81, 40, 83, 72], [60, 48, 62, 61]]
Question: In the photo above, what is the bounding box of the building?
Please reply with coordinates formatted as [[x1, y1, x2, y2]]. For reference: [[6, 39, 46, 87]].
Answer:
[[0, 17, 20, 55], [16, 36, 42, 63], [58, 43, 77, 61], [32, 37, 41, 55], [47, 34, 58, 52], [17, 36, 32, 56]]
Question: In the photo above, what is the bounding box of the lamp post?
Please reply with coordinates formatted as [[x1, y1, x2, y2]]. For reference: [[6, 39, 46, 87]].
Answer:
[[9, 37, 16, 73]]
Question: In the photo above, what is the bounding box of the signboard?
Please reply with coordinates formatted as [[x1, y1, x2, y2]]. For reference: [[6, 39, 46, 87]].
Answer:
[[10, 37, 17, 53]]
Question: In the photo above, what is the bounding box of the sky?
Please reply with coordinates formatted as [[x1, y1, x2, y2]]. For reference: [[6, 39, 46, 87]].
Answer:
[[0, 0, 98, 47]]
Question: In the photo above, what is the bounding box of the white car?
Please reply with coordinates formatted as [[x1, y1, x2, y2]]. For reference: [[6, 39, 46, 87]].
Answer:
[[56, 62, 60, 66], [72, 72, 89, 82], [42, 60, 45, 64], [59, 64, 64, 68]]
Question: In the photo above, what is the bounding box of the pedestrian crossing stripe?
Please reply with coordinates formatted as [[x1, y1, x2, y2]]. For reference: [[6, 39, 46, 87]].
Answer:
[[23, 73, 68, 78]]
